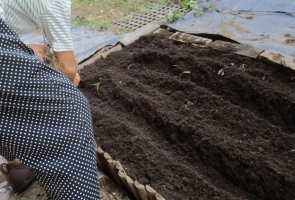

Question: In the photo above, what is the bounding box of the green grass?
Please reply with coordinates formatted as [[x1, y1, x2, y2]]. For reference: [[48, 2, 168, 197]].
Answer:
[[72, 0, 173, 12], [71, 0, 182, 33]]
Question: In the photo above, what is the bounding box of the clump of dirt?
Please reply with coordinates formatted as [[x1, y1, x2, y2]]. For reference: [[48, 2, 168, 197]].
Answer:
[[79, 32, 295, 200], [284, 34, 295, 45]]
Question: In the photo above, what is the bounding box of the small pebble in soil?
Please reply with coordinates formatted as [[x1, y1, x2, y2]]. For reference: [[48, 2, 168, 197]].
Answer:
[[186, 101, 195, 107], [194, 113, 203, 120], [131, 136, 138, 143]]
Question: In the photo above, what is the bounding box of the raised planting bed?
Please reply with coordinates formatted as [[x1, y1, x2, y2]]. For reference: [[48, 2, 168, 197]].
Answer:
[[79, 31, 295, 200]]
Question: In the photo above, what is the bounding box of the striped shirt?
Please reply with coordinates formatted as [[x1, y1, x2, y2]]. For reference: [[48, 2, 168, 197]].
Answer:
[[0, 0, 73, 51]]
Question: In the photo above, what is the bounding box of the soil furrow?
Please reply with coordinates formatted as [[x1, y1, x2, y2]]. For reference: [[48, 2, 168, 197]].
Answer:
[[80, 32, 295, 200]]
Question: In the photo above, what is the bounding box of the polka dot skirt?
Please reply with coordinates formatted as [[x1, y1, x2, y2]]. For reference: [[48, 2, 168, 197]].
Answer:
[[0, 18, 100, 199]]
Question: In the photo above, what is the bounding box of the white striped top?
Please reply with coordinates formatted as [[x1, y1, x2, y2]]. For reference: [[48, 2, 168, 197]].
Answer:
[[0, 0, 73, 51]]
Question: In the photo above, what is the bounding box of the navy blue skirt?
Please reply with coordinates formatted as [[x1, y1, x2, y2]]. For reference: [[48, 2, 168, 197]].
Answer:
[[0, 18, 100, 199]]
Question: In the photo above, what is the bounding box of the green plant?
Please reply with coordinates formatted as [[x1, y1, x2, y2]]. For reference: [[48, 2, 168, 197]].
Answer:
[[149, 0, 171, 10], [164, 10, 181, 23], [181, 0, 200, 9], [114, 26, 131, 35], [194, 7, 203, 17], [99, 21, 109, 30], [147, 136, 152, 141], [92, 82, 101, 91], [178, 70, 191, 79], [181, 0, 214, 18], [204, 2, 215, 10], [72, 15, 101, 31]]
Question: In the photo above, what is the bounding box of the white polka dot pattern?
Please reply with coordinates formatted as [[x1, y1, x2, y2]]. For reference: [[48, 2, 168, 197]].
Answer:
[[0, 18, 100, 199]]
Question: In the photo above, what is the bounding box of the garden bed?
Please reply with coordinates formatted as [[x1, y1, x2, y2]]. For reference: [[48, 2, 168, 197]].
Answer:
[[79, 31, 295, 200]]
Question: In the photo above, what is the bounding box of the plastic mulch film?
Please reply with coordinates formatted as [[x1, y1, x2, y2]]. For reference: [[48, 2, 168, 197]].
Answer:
[[167, 0, 295, 56], [20, 26, 123, 63]]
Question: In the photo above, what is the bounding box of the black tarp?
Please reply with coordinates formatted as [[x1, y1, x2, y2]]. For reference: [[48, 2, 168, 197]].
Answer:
[[20, 26, 122, 63], [168, 0, 295, 56]]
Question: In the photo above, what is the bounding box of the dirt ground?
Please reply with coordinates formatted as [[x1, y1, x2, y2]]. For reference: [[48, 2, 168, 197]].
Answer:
[[79, 31, 295, 200]]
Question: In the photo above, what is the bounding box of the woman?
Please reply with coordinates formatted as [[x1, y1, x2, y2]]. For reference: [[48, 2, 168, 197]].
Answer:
[[0, 1, 100, 199], [0, 0, 80, 86]]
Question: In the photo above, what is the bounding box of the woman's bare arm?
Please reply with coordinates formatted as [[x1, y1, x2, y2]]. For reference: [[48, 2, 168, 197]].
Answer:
[[26, 43, 81, 86], [54, 50, 77, 82]]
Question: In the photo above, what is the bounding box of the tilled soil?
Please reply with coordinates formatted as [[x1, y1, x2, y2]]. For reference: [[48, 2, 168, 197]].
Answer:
[[79, 31, 295, 200]]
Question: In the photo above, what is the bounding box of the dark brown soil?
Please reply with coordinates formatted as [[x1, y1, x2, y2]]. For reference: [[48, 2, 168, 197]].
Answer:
[[79, 32, 295, 200]]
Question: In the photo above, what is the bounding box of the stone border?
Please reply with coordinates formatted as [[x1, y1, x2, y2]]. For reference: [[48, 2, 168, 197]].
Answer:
[[169, 32, 213, 47], [208, 40, 264, 59], [79, 23, 295, 200]]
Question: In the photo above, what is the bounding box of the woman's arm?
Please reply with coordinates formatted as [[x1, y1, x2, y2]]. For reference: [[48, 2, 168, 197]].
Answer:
[[54, 50, 77, 82], [54, 50, 81, 86], [26, 43, 81, 86]]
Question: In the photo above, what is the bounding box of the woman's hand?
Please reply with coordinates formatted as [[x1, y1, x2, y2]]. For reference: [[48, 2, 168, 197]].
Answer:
[[26, 43, 81, 86], [73, 73, 81, 87], [54, 50, 77, 83], [26, 43, 51, 62]]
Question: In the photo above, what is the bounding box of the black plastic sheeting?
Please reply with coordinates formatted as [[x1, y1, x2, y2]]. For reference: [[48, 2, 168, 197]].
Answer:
[[20, 26, 122, 63], [168, 0, 295, 56]]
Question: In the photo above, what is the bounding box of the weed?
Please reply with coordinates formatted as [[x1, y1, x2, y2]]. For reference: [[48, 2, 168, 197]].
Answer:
[[72, 15, 97, 30], [181, 0, 200, 9], [164, 10, 181, 23], [98, 21, 109, 30], [204, 2, 215, 10], [181, 0, 214, 18], [147, 136, 152, 141], [42, 48, 59, 69], [92, 82, 101, 91], [114, 26, 131, 35], [149, 0, 171, 10], [194, 7, 203, 17], [72, 0, 177, 33]]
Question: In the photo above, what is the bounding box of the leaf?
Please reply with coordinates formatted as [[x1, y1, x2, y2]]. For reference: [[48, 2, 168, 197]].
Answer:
[[205, 2, 215, 10], [147, 136, 152, 141], [194, 8, 203, 17], [92, 82, 101, 91]]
